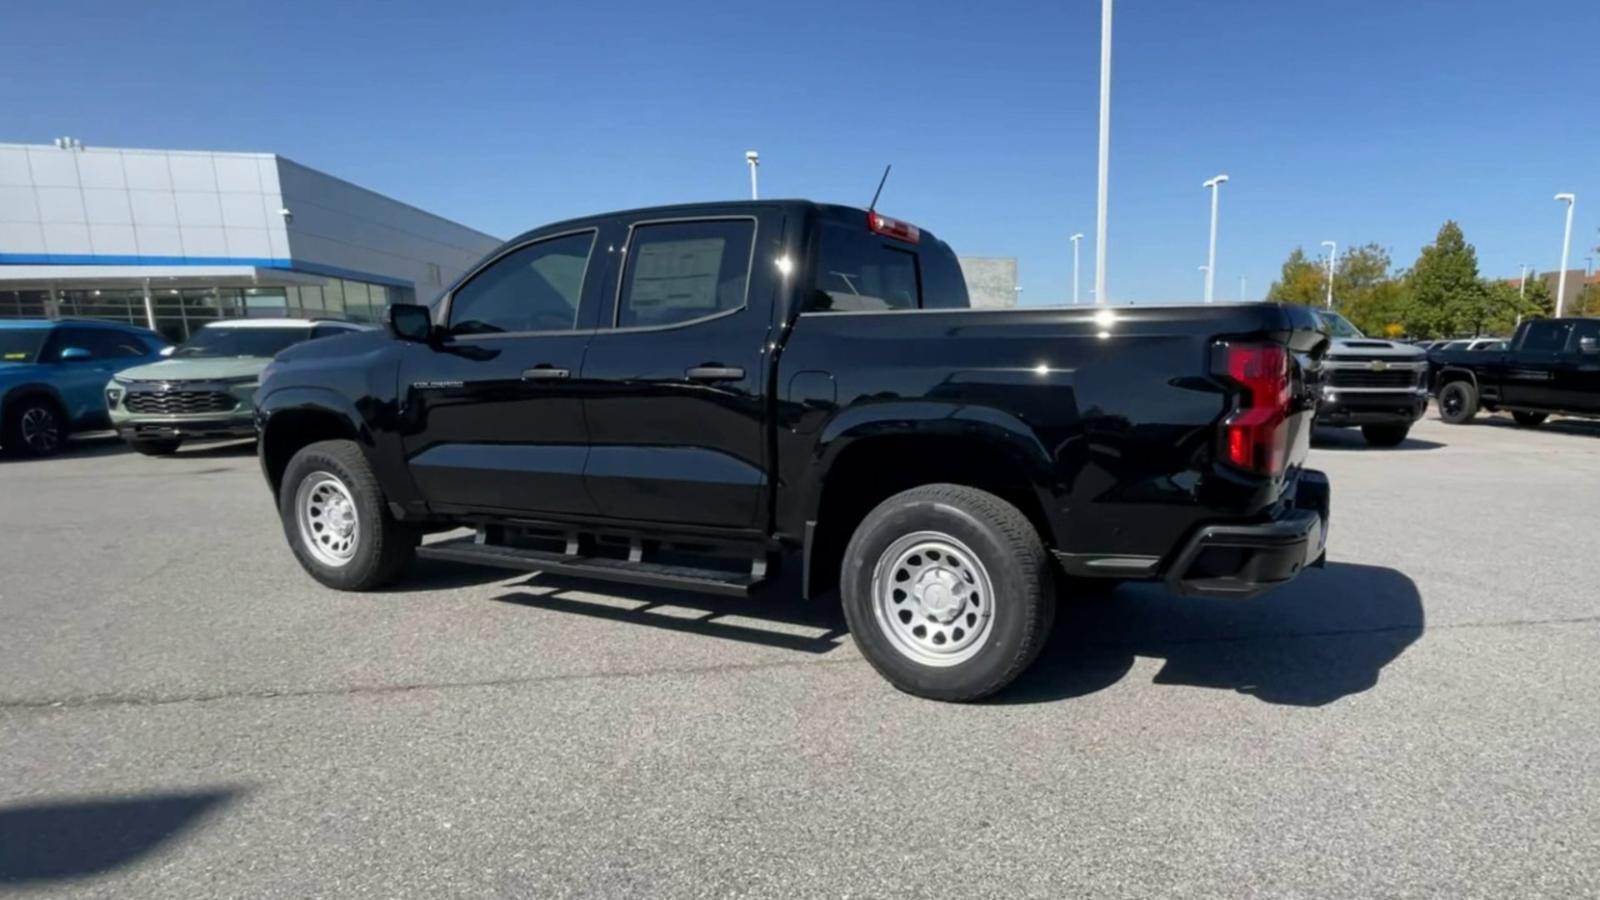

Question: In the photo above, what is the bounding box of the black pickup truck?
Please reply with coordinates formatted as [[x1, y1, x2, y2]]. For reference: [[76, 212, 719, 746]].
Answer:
[[1432, 317, 1600, 427], [256, 200, 1331, 701]]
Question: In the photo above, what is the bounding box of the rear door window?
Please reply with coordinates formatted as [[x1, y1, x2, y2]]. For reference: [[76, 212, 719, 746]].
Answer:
[[1520, 321, 1571, 353], [809, 221, 919, 312], [616, 219, 755, 328]]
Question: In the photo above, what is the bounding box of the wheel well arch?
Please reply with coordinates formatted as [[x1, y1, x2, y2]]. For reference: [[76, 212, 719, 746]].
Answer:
[[804, 433, 1053, 600], [2, 385, 67, 423], [1435, 367, 1478, 392], [260, 407, 361, 496]]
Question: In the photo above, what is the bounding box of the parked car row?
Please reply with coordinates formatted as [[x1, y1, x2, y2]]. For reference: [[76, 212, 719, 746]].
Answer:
[[0, 317, 372, 458]]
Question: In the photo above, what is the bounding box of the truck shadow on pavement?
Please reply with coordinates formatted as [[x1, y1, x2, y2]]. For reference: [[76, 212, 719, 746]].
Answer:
[[998, 562, 1424, 707], [1476, 416, 1600, 439], [0, 787, 238, 886], [1311, 428, 1445, 451]]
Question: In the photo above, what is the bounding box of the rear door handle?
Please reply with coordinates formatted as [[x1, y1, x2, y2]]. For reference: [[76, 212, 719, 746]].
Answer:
[[521, 366, 570, 380], [686, 365, 745, 382]]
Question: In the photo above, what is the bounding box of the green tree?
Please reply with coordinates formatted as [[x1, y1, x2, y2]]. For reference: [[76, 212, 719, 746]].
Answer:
[[1266, 247, 1328, 306], [1405, 221, 1485, 337]]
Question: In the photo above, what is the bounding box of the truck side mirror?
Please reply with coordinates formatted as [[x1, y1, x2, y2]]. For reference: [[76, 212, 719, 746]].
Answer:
[[1580, 336, 1599, 355], [388, 304, 435, 343]]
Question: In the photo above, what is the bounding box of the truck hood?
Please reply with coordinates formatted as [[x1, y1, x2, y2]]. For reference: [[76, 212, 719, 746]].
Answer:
[[1324, 338, 1425, 360], [114, 356, 270, 383]]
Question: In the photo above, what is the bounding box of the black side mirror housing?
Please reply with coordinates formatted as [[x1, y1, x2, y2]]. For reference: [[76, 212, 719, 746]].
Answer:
[[388, 304, 435, 343]]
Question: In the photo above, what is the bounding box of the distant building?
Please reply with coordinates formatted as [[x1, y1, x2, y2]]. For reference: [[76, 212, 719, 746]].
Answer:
[[0, 141, 500, 341], [958, 256, 1019, 308]]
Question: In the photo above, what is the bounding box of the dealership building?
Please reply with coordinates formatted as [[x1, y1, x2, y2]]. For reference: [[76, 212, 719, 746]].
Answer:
[[0, 140, 500, 341]]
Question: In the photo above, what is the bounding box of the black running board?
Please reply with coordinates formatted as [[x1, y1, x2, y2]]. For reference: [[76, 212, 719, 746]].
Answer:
[[416, 537, 763, 597]]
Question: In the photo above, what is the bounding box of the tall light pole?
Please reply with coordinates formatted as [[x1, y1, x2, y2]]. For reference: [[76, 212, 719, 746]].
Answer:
[[745, 150, 760, 200], [1070, 233, 1084, 304], [1320, 240, 1337, 309], [1093, 0, 1113, 305], [1198, 264, 1209, 298], [1555, 193, 1576, 317], [1239, 275, 1248, 302], [1519, 264, 1530, 299], [1202, 174, 1228, 304]]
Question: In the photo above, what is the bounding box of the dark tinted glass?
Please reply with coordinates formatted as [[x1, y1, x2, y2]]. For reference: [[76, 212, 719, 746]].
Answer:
[[618, 220, 754, 328], [1520, 321, 1571, 353], [45, 328, 140, 361], [0, 329, 49, 363], [809, 221, 920, 312], [449, 231, 595, 335], [173, 326, 310, 359], [1568, 319, 1600, 350], [921, 241, 971, 309]]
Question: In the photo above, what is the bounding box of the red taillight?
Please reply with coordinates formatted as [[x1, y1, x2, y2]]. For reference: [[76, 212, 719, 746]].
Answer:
[[1218, 343, 1291, 476], [866, 210, 921, 243]]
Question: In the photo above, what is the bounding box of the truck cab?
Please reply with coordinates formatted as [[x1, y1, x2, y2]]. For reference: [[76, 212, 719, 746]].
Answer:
[[1433, 318, 1600, 427]]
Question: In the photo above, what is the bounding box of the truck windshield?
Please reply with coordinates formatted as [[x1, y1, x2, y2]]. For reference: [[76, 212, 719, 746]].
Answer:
[[172, 326, 310, 359], [0, 330, 48, 364], [1316, 311, 1365, 339]]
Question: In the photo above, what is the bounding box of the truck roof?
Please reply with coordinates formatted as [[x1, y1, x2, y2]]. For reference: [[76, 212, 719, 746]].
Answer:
[[500, 199, 948, 249]]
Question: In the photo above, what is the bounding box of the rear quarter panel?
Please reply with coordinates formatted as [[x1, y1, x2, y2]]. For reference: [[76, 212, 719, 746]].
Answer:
[[776, 303, 1319, 562]]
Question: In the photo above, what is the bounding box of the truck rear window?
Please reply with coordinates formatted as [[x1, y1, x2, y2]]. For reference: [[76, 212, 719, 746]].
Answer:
[[806, 221, 969, 313]]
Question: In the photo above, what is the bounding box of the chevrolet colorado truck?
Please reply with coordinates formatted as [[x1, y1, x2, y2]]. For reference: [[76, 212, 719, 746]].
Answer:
[[1432, 317, 1600, 427], [1312, 311, 1428, 446], [255, 200, 1331, 701]]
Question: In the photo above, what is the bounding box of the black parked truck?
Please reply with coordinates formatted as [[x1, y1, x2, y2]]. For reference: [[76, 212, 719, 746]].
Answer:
[[1432, 317, 1600, 427], [256, 201, 1332, 701]]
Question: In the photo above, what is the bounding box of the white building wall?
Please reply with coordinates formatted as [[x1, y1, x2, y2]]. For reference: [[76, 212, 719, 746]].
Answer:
[[276, 158, 499, 302], [0, 143, 290, 265]]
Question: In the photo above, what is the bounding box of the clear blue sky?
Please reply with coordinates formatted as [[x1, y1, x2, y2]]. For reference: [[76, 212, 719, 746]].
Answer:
[[4, 0, 1596, 303]]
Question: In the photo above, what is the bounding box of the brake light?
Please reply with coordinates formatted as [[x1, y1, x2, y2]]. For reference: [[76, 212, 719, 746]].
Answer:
[[866, 210, 921, 243], [1217, 343, 1291, 476]]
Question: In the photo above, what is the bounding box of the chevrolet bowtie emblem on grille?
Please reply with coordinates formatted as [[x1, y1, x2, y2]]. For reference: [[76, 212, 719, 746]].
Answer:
[[1368, 360, 1389, 372]]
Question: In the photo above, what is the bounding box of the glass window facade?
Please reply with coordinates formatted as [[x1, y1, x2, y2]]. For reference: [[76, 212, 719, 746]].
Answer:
[[0, 278, 416, 342]]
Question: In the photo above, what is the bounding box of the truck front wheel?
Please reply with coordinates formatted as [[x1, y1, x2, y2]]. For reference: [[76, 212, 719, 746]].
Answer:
[[1360, 424, 1411, 447], [839, 484, 1055, 702], [1437, 382, 1478, 425], [279, 439, 419, 591]]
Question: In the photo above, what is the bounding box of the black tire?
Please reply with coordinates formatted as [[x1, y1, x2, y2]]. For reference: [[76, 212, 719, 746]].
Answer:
[[1512, 411, 1547, 428], [1437, 381, 1478, 425], [1, 396, 67, 458], [1360, 423, 1411, 447], [129, 438, 183, 456], [840, 484, 1054, 702], [278, 439, 419, 590]]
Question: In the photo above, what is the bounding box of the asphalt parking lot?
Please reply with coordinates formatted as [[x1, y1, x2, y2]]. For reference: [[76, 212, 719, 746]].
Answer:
[[2, 413, 1597, 898]]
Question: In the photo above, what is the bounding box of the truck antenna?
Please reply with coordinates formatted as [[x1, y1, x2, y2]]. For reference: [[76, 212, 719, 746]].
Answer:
[[868, 164, 892, 212]]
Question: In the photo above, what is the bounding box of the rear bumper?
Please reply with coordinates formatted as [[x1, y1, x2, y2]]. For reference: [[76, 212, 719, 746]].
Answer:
[[1164, 469, 1330, 600], [1317, 389, 1427, 426]]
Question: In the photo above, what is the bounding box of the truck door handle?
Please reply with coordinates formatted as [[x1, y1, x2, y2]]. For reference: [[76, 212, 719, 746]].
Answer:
[[521, 366, 570, 380], [686, 365, 744, 382]]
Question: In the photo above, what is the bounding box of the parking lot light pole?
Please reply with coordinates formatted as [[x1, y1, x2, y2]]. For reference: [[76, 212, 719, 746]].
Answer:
[[1198, 264, 1209, 297], [1070, 233, 1084, 304], [1321, 240, 1337, 309], [745, 151, 760, 200], [1519, 264, 1530, 299], [1202, 174, 1228, 303], [1239, 275, 1247, 302], [1094, 0, 1112, 305], [1555, 193, 1576, 317]]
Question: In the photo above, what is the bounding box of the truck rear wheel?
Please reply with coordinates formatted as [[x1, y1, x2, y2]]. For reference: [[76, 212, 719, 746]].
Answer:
[[1512, 411, 1547, 428], [839, 484, 1054, 702], [279, 439, 419, 591], [1360, 424, 1411, 447], [1437, 381, 1478, 425]]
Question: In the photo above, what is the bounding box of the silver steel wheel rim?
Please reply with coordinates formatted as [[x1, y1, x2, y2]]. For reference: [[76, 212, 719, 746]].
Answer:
[[295, 472, 360, 567], [870, 531, 996, 667], [19, 406, 60, 453]]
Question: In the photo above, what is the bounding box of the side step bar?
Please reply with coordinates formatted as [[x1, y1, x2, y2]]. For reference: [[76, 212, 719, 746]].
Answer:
[[416, 536, 764, 597]]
